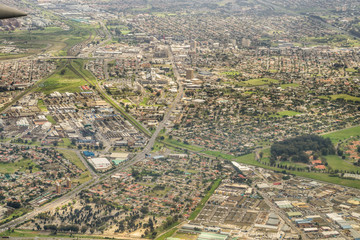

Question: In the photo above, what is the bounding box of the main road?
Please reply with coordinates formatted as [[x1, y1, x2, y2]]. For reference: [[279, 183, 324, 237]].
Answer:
[[0, 44, 183, 233]]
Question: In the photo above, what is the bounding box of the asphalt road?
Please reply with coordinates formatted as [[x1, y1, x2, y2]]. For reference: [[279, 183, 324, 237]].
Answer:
[[0, 44, 183, 234]]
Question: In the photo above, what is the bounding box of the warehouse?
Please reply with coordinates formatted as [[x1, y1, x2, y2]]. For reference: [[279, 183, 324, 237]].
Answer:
[[88, 157, 112, 171]]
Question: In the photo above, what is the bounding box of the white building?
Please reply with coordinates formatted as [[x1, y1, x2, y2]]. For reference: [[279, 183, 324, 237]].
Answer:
[[88, 158, 112, 171]]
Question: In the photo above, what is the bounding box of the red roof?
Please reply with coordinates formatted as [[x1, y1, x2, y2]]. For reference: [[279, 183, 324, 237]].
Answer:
[[315, 165, 326, 170], [311, 160, 322, 165]]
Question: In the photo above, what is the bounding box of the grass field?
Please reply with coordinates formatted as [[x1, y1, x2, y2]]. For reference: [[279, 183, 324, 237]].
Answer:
[[280, 83, 300, 89], [38, 63, 87, 94], [162, 138, 204, 152], [325, 155, 360, 172], [0, 208, 30, 225], [171, 233, 198, 240], [46, 115, 56, 124], [322, 125, 360, 143], [329, 94, 360, 102], [58, 149, 86, 171], [37, 99, 48, 112], [155, 228, 179, 240], [278, 111, 302, 116], [58, 150, 91, 184], [0, 159, 40, 174], [235, 153, 360, 188], [0, 23, 94, 57], [189, 179, 221, 220], [202, 150, 234, 160], [238, 78, 279, 86], [0, 229, 105, 239]]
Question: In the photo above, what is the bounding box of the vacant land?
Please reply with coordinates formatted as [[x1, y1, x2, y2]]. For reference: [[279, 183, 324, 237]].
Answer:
[[189, 179, 221, 220], [0, 23, 94, 57], [37, 63, 87, 94], [323, 125, 360, 143], [325, 155, 360, 172], [280, 83, 300, 89], [329, 94, 360, 102], [0, 159, 39, 174], [238, 78, 279, 86]]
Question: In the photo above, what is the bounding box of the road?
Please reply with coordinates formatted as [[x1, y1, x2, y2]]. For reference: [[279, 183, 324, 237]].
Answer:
[[0, 44, 183, 233], [251, 168, 309, 240]]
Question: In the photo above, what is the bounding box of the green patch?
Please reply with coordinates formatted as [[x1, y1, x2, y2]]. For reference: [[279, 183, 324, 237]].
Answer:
[[328, 94, 360, 102], [326, 155, 360, 172], [37, 64, 87, 94], [345, 68, 357, 72], [46, 115, 56, 124], [269, 111, 302, 118], [280, 83, 299, 89], [155, 228, 178, 240], [0, 229, 106, 239], [189, 179, 221, 220], [221, 71, 241, 76], [202, 150, 234, 160], [73, 172, 92, 184], [140, 97, 150, 106], [58, 149, 86, 171], [162, 138, 204, 152], [37, 99, 48, 112], [58, 138, 72, 147], [234, 153, 360, 189], [277, 111, 302, 116], [238, 78, 279, 87], [0, 208, 30, 225], [0, 159, 40, 174], [323, 126, 360, 143]]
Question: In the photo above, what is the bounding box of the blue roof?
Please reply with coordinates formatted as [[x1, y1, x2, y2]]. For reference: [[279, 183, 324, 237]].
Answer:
[[83, 151, 95, 156]]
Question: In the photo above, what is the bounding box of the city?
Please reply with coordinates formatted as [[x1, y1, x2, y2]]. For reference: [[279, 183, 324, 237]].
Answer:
[[0, 0, 359, 239]]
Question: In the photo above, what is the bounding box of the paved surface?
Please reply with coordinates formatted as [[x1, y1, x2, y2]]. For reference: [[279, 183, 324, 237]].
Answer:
[[0, 44, 183, 234]]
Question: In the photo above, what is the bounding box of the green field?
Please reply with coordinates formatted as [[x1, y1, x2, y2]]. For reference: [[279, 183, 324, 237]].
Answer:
[[0, 23, 94, 57], [322, 125, 360, 143], [46, 115, 56, 124], [325, 155, 360, 172], [345, 68, 358, 72], [278, 111, 302, 116], [0, 229, 105, 239], [58, 150, 91, 184], [0, 208, 30, 225], [0, 159, 40, 174], [37, 99, 48, 112], [58, 149, 86, 171], [280, 83, 300, 89], [189, 179, 221, 220], [269, 110, 302, 118], [221, 71, 241, 76], [202, 150, 234, 160], [328, 94, 360, 102], [162, 138, 204, 152], [235, 153, 360, 189], [238, 78, 279, 86], [155, 228, 179, 240], [37, 63, 87, 94]]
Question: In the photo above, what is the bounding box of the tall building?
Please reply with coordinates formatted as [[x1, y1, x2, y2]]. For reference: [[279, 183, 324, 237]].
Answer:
[[242, 38, 251, 48], [190, 40, 197, 50], [55, 182, 61, 194], [186, 69, 194, 80], [66, 177, 71, 189]]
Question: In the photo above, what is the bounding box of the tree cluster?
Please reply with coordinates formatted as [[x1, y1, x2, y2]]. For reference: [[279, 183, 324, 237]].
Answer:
[[270, 134, 335, 163]]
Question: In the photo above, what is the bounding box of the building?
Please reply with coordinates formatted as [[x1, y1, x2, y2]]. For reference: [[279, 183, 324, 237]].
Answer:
[[88, 157, 112, 171], [186, 69, 194, 80], [55, 182, 61, 194], [66, 177, 71, 189]]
